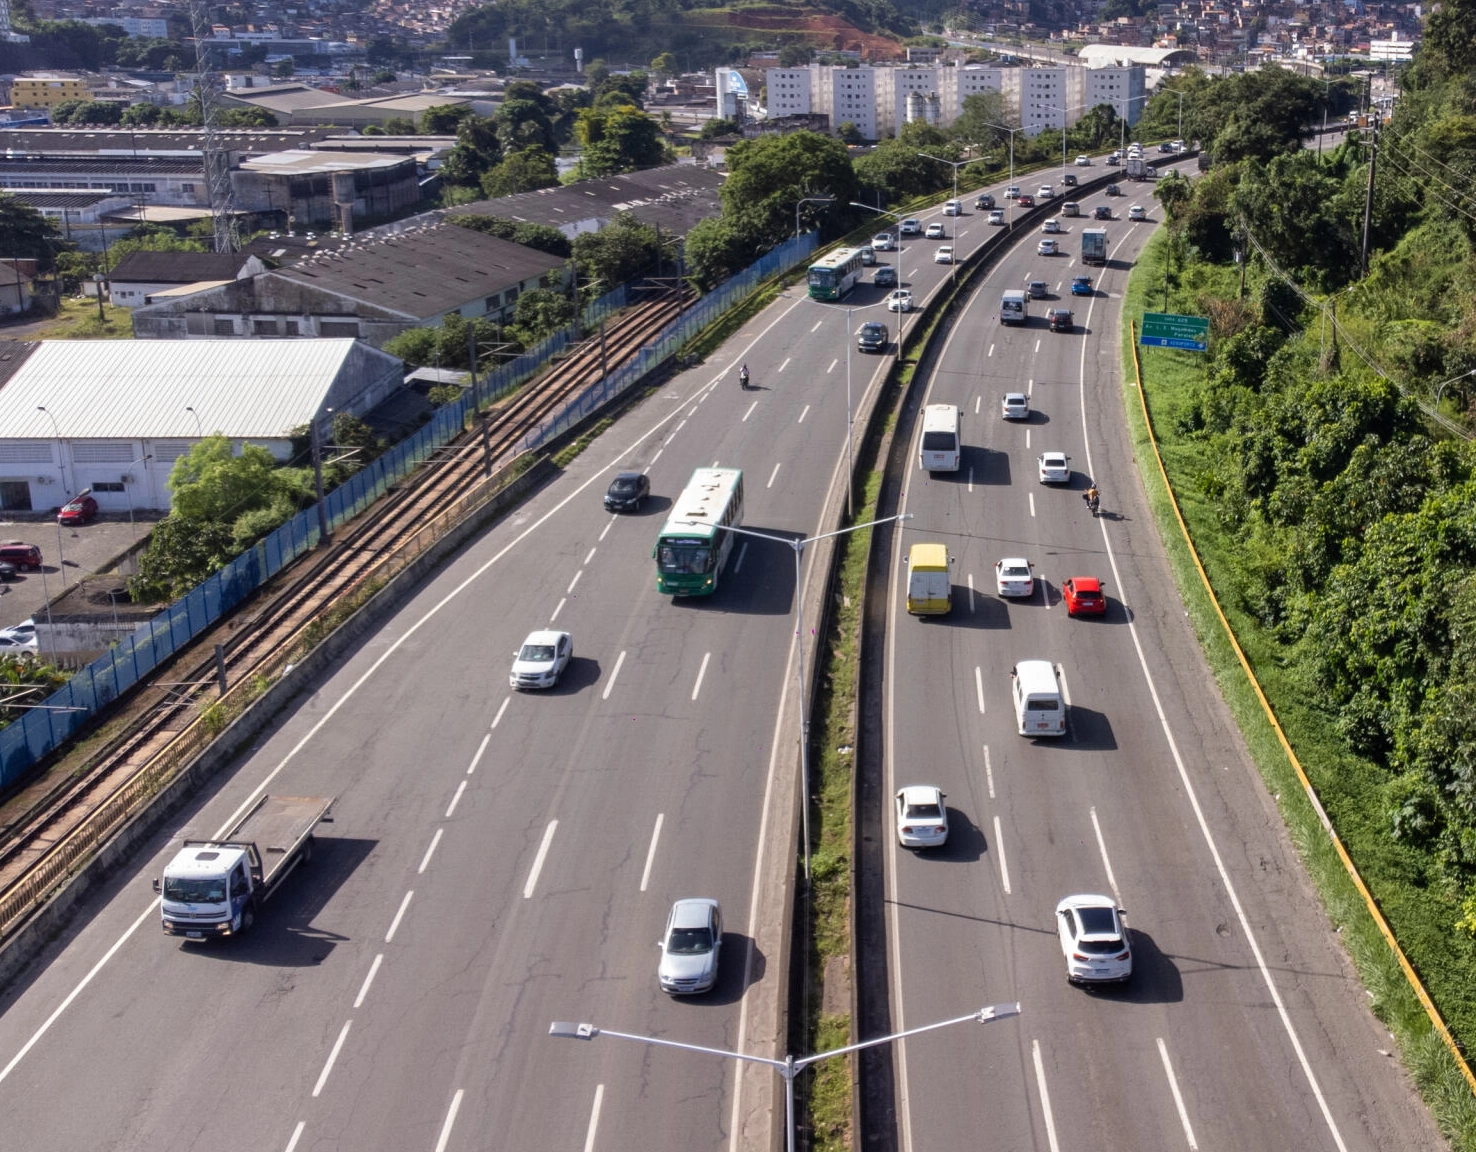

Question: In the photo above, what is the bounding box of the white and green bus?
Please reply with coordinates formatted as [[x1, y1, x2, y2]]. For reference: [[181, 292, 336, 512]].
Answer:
[[807, 247, 866, 301], [653, 467, 745, 596]]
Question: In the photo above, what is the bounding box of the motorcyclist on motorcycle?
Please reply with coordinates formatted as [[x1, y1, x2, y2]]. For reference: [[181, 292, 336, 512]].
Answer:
[[739, 363, 750, 389], [1084, 485, 1101, 515]]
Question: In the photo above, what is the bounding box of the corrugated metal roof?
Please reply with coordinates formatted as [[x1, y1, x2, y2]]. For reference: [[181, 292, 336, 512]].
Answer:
[[0, 339, 366, 440]]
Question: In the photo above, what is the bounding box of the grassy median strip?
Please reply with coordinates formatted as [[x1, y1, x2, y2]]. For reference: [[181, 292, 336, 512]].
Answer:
[[806, 469, 883, 1152], [1122, 232, 1476, 1148]]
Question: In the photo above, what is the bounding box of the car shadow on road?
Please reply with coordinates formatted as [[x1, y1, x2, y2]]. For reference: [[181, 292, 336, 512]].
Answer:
[[1063, 706, 1119, 751], [939, 590, 1011, 629], [933, 807, 987, 863], [170, 836, 376, 967], [548, 656, 603, 693], [1081, 928, 1184, 1004], [622, 494, 672, 517], [965, 445, 1011, 486], [681, 933, 763, 1006]]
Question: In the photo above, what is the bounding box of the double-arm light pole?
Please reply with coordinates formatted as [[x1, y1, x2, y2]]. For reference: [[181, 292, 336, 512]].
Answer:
[[795, 195, 835, 240], [551, 1002, 1022, 1152]]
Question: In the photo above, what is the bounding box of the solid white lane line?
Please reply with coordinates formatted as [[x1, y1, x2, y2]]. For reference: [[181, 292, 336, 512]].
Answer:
[[418, 828, 443, 875], [828, 358, 838, 373], [742, 400, 758, 422], [0, 898, 157, 1085], [692, 652, 711, 700], [353, 954, 383, 1009], [490, 699, 509, 730], [993, 816, 1011, 893], [312, 1019, 352, 1097], [1158, 1038, 1199, 1149], [599, 518, 615, 542], [283, 1121, 305, 1152], [649, 448, 663, 465], [566, 569, 582, 595], [550, 597, 566, 622], [812, 319, 823, 332], [967, 572, 975, 613], [602, 651, 626, 700], [445, 780, 467, 818], [974, 667, 986, 714], [1029, 492, 1036, 518], [1032, 1040, 1060, 1152], [967, 466, 975, 493], [984, 745, 995, 799], [523, 820, 558, 898], [433, 1089, 464, 1152], [467, 733, 489, 775], [779, 356, 791, 372], [583, 1084, 605, 1152], [733, 541, 749, 574], [767, 462, 782, 488], [584, 546, 596, 565], [798, 404, 811, 424], [640, 814, 664, 893], [1089, 808, 1121, 906], [1077, 228, 1351, 1152], [385, 891, 413, 943]]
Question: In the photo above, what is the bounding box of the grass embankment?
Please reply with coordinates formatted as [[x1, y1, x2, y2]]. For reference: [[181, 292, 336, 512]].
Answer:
[[9, 296, 134, 339], [1122, 232, 1476, 1148]]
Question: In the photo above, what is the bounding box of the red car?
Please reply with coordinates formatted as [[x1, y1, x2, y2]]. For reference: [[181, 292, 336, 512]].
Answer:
[[1062, 576, 1107, 616], [1017, 193, 1035, 207], [58, 491, 98, 526]]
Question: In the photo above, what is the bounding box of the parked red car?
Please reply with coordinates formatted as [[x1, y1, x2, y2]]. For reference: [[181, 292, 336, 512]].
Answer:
[[1062, 576, 1107, 617], [58, 491, 98, 526]]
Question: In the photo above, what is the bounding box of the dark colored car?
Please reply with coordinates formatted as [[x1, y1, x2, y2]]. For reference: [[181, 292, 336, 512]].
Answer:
[[975, 192, 995, 209], [0, 542, 41, 571], [857, 321, 890, 353], [604, 471, 650, 512], [1047, 308, 1074, 332], [0, 561, 14, 582], [1105, 184, 1121, 197], [1062, 173, 1078, 187], [1071, 276, 1093, 296], [58, 490, 98, 526], [873, 265, 898, 288], [1093, 204, 1112, 220]]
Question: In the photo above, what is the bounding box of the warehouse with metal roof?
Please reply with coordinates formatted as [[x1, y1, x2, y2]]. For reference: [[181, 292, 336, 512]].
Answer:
[[0, 338, 403, 515]]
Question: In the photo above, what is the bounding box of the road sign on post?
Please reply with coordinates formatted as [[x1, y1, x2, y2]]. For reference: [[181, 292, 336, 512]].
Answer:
[[1140, 312, 1209, 351]]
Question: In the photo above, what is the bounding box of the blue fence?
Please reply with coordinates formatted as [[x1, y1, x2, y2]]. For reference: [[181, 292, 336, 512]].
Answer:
[[0, 239, 812, 787]]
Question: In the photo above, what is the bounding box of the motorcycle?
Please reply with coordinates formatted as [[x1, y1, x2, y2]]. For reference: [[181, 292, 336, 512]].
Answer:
[[739, 367, 750, 390], [1083, 491, 1101, 517]]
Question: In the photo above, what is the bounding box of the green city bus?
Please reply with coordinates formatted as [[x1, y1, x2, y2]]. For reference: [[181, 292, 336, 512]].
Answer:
[[807, 247, 865, 301], [653, 467, 745, 596]]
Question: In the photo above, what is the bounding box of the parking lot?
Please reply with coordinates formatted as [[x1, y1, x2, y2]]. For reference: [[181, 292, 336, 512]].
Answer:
[[0, 513, 157, 635]]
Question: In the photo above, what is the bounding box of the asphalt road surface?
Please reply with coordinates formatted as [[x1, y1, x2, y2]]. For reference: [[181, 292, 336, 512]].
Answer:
[[880, 170, 1442, 1151], [0, 158, 1439, 1152]]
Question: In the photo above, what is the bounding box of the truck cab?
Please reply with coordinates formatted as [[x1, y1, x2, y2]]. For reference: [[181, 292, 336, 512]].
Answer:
[[158, 843, 259, 938]]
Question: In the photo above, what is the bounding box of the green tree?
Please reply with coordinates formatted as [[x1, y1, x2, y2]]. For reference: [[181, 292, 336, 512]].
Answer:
[[572, 210, 667, 287], [479, 147, 560, 197], [167, 435, 290, 524], [0, 193, 62, 267], [854, 123, 955, 201], [1232, 151, 1360, 289], [272, 57, 295, 78], [495, 95, 557, 154], [452, 214, 572, 257], [596, 70, 649, 109], [576, 103, 666, 176], [699, 117, 741, 140], [682, 214, 755, 290], [120, 102, 164, 127], [509, 286, 574, 340], [1424, 0, 1476, 77], [127, 515, 238, 602], [1069, 103, 1122, 150], [651, 51, 677, 75], [719, 130, 858, 245], [1154, 170, 1192, 225], [777, 44, 812, 68], [384, 116, 417, 135], [836, 121, 863, 145], [950, 90, 1010, 149], [421, 103, 472, 134]]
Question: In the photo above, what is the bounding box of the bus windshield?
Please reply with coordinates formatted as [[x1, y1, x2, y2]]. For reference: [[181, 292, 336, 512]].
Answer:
[[807, 267, 836, 292], [658, 540, 713, 574]]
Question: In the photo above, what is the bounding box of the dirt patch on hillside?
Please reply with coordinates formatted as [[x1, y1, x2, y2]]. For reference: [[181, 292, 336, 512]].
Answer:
[[682, 6, 905, 59]]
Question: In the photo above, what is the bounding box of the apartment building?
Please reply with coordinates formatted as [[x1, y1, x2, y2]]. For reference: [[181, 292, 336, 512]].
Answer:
[[759, 61, 1143, 141], [11, 74, 89, 110]]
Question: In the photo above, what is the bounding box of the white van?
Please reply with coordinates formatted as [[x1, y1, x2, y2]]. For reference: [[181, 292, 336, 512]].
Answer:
[[918, 404, 962, 472], [1000, 289, 1027, 326], [1011, 660, 1066, 737]]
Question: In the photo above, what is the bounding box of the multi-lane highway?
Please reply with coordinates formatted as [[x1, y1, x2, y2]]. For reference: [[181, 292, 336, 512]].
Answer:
[[881, 178, 1442, 1150], [0, 155, 1440, 1152]]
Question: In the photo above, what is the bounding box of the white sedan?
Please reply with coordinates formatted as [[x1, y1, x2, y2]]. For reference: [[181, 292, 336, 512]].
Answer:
[[887, 289, 914, 313], [895, 785, 949, 848], [988, 209, 1006, 225], [1075, 154, 1091, 166], [925, 222, 947, 239], [1001, 392, 1029, 420], [872, 232, 895, 251], [994, 558, 1035, 598], [934, 245, 954, 264], [1038, 451, 1071, 483], [1037, 238, 1058, 256], [1056, 894, 1133, 984], [509, 629, 573, 689]]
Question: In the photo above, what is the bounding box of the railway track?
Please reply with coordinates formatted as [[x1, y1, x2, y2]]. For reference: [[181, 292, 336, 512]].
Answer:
[[0, 287, 691, 932]]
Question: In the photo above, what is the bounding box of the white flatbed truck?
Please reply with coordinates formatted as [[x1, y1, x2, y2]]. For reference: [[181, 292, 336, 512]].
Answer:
[[155, 794, 334, 939]]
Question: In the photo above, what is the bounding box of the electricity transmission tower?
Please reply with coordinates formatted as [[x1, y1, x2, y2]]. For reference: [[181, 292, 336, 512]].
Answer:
[[191, 2, 239, 253]]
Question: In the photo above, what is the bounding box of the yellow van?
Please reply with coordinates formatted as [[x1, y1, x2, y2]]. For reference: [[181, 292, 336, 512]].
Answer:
[[906, 543, 952, 615]]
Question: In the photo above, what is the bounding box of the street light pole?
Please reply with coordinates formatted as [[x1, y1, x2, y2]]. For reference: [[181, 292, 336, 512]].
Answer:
[[849, 201, 907, 340], [310, 406, 333, 545], [551, 1002, 1022, 1152], [123, 453, 152, 545], [672, 513, 910, 881], [794, 195, 835, 240], [844, 306, 853, 518], [184, 405, 204, 438]]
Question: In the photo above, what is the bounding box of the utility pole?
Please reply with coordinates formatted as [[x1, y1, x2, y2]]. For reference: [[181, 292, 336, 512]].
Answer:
[[1360, 112, 1379, 277]]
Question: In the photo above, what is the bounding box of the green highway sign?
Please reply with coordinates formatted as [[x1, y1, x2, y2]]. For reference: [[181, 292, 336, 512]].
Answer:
[[1140, 312, 1209, 352]]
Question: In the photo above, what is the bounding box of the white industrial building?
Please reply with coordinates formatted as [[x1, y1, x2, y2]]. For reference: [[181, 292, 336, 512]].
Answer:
[[0, 338, 402, 516], [758, 61, 1146, 140]]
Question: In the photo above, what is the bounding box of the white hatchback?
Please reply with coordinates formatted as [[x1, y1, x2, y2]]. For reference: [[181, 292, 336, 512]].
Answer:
[[1041, 218, 1060, 234], [1001, 392, 1029, 420], [1128, 204, 1147, 221], [1037, 237, 1058, 256]]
